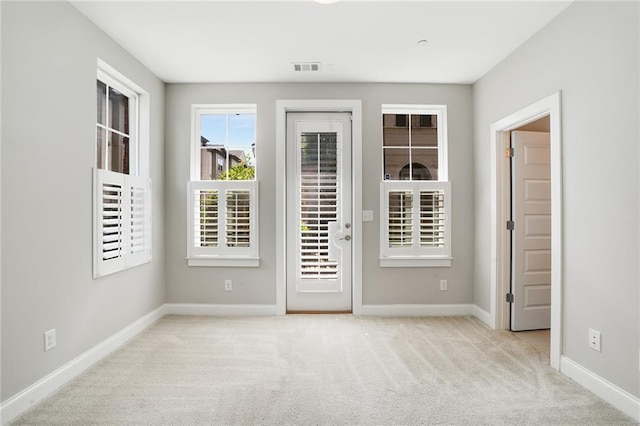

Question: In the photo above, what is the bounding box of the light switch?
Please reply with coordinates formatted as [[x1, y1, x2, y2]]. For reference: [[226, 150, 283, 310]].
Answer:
[[362, 210, 374, 222]]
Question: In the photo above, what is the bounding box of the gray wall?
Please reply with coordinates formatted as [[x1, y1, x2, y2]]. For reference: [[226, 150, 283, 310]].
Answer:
[[1, 1, 165, 401], [165, 83, 474, 306], [473, 2, 639, 396]]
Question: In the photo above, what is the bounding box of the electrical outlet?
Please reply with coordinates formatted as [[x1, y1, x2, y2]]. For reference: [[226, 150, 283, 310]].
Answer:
[[44, 329, 56, 352], [224, 280, 232, 291], [440, 279, 448, 291], [588, 328, 601, 352]]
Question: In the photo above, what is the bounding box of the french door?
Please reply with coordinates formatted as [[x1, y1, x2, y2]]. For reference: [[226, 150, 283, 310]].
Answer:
[[286, 112, 352, 312]]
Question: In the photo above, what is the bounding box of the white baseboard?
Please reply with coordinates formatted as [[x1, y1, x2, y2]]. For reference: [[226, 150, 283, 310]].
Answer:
[[0, 305, 166, 426], [164, 303, 278, 316], [560, 356, 640, 422], [361, 304, 473, 317], [472, 304, 493, 327]]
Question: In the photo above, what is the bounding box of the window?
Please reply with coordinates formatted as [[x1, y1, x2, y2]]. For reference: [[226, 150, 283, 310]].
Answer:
[[93, 61, 151, 278], [187, 105, 259, 267], [380, 105, 451, 267]]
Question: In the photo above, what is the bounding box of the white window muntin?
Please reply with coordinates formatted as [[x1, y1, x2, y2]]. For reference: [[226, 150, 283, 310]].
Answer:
[[190, 104, 257, 182], [97, 67, 139, 176], [381, 104, 448, 182]]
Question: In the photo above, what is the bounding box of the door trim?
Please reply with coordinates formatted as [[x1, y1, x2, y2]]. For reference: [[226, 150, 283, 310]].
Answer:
[[276, 100, 363, 316], [489, 91, 562, 370]]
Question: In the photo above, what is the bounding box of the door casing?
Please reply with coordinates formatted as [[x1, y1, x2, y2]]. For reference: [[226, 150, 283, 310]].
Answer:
[[275, 100, 363, 316], [489, 91, 562, 370]]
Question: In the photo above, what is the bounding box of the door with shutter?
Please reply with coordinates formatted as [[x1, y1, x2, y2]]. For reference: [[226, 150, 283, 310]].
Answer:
[[510, 131, 551, 331], [286, 113, 352, 312]]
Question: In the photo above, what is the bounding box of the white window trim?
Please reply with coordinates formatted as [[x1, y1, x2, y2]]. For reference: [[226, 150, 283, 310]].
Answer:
[[188, 104, 259, 267], [93, 60, 152, 278], [380, 104, 450, 267], [186, 180, 259, 267]]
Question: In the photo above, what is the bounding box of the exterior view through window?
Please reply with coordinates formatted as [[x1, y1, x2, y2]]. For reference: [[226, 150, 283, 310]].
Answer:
[[383, 113, 438, 181]]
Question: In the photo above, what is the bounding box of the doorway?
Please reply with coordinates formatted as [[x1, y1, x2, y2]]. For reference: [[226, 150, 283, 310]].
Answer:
[[275, 100, 363, 316], [489, 92, 562, 370], [285, 113, 352, 312]]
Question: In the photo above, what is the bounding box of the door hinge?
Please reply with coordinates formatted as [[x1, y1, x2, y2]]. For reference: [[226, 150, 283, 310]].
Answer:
[[505, 147, 514, 158], [506, 293, 514, 303], [506, 220, 515, 231]]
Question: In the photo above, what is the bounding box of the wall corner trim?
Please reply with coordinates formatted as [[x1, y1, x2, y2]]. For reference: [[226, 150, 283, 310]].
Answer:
[[560, 356, 640, 422], [0, 305, 166, 426], [164, 303, 278, 316], [361, 304, 473, 317]]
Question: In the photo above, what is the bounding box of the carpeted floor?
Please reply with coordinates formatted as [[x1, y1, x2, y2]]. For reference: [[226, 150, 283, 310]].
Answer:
[[10, 315, 636, 425]]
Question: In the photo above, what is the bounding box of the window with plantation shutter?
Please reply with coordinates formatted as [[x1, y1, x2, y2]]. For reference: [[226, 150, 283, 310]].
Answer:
[[93, 62, 152, 278], [187, 104, 259, 267], [380, 104, 451, 267], [187, 181, 259, 267]]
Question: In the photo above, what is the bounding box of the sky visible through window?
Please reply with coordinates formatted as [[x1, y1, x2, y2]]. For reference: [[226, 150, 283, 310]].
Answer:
[[201, 113, 256, 164]]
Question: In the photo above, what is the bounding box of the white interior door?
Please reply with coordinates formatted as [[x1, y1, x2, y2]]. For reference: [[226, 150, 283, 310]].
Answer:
[[286, 112, 352, 312], [510, 130, 551, 331]]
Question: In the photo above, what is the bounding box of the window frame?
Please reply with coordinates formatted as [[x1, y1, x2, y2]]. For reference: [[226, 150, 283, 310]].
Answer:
[[187, 104, 259, 267], [380, 104, 451, 267]]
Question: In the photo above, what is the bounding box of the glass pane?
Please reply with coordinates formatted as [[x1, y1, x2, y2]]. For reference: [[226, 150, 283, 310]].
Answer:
[[200, 113, 256, 181], [299, 132, 338, 280], [96, 127, 106, 169], [412, 114, 438, 147], [383, 114, 409, 147], [383, 148, 409, 180], [411, 148, 438, 180], [97, 80, 106, 125], [109, 132, 129, 174], [109, 87, 129, 135]]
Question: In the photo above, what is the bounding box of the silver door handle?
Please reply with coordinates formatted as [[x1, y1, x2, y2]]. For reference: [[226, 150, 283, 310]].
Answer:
[[340, 235, 351, 241]]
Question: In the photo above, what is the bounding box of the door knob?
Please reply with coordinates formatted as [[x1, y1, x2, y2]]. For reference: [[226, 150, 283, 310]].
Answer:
[[340, 235, 351, 241]]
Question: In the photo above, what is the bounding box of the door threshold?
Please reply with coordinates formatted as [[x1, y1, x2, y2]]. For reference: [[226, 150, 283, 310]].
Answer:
[[286, 310, 352, 315]]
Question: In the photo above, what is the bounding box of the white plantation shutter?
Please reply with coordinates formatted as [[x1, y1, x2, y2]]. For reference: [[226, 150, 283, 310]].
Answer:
[[187, 181, 258, 266], [380, 181, 451, 266], [94, 169, 151, 278], [298, 132, 339, 280]]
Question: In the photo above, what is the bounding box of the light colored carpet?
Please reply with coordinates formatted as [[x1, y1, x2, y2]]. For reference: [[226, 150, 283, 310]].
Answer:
[[11, 315, 636, 425]]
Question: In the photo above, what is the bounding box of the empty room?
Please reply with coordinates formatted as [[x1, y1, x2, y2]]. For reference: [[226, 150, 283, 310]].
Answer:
[[1, 0, 639, 424]]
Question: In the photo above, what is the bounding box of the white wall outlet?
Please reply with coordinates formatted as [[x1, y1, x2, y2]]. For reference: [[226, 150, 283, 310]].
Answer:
[[224, 279, 232, 291], [440, 279, 448, 291], [588, 328, 601, 352], [44, 329, 56, 352], [362, 210, 374, 222]]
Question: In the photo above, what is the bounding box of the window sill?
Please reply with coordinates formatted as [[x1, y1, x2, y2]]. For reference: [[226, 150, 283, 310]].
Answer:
[[187, 257, 260, 267], [379, 257, 452, 268]]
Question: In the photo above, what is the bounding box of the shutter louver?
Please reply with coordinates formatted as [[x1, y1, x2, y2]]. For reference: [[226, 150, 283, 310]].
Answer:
[[102, 182, 123, 260], [196, 190, 218, 247], [299, 132, 338, 280], [226, 190, 251, 248], [388, 190, 413, 247], [130, 184, 145, 254], [420, 190, 446, 248]]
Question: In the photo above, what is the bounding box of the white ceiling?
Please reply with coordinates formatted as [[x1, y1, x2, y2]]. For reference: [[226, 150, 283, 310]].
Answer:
[[70, 0, 572, 84]]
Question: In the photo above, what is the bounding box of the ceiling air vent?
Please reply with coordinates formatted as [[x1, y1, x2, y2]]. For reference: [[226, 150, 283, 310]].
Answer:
[[293, 62, 321, 72]]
